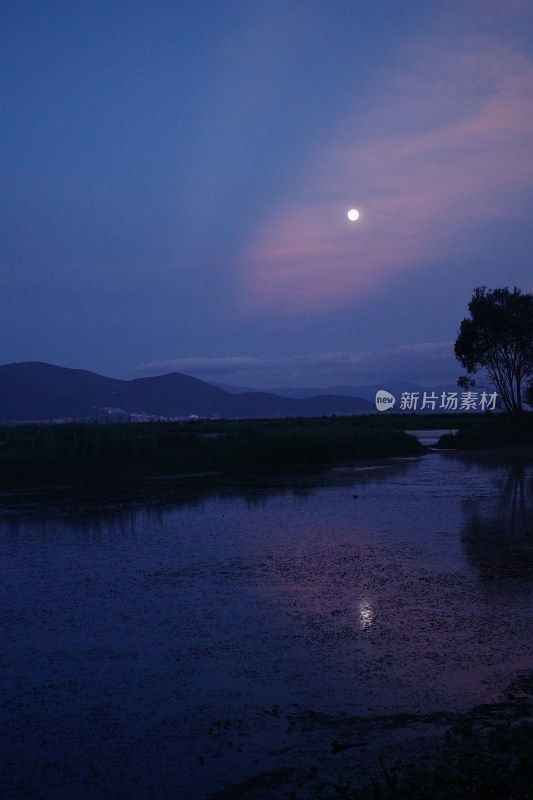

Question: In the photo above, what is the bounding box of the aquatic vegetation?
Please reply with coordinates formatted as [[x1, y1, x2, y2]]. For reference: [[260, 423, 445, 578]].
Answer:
[[2, 412, 530, 485], [436, 413, 533, 449], [279, 704, 533, 800], [0, 417, 424, 485]]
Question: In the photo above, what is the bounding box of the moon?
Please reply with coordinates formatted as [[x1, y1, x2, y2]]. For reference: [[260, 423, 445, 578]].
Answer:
[[347, 208, 360, 221]]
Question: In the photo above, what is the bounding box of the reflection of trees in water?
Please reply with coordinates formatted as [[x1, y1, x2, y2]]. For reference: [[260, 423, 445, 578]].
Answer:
[[1, 458, 419, 540], [460, 455, 533, 581], [2, 504, 160, 544]]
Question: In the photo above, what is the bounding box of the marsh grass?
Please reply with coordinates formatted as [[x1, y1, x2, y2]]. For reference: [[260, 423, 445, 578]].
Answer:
[[3, 412, 529, 486], [435, 412, 533, 449], [283, 723, 533, 800], [0, 417, 424, 485]]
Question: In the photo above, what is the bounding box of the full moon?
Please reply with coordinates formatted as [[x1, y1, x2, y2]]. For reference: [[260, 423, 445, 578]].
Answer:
[[347, 208, 360, 221]]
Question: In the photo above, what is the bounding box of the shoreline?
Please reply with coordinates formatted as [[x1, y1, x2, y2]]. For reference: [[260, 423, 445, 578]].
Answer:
[[212, 669, 533, 799], [3, 442, 533, 516]]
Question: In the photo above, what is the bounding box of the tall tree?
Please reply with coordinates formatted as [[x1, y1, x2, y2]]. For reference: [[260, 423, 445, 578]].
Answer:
[[454, 286, 533, 415]]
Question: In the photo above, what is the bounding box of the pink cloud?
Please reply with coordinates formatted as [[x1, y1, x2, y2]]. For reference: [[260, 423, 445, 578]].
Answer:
[[238, 34, 533, 316]]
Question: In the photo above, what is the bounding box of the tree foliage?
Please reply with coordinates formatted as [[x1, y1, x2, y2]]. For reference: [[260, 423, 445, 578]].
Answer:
[[454, 286, 533, 414]]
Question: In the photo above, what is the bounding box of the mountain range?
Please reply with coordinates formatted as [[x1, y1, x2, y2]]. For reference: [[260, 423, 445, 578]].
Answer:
[[0, 362, 376, 422], [212, 379, 456, 402]]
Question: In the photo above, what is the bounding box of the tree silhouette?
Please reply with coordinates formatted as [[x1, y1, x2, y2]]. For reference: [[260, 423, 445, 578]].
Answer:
[[455, 286, 533, 415]]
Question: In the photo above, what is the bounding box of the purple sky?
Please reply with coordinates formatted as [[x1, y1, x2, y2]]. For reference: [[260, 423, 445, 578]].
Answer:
[[2, 0, 533, 388]]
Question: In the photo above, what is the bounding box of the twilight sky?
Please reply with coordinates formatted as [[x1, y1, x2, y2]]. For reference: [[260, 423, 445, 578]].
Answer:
[[2, 0, 533, 389]]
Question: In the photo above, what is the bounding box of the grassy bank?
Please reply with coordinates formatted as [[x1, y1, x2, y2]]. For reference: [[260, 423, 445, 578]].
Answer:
[[0, 417, 425, 485], [353, 412, 484, 431], [216, 672, 533, 800], [435, 412, 533, 449], [3, 412, 531, 486]]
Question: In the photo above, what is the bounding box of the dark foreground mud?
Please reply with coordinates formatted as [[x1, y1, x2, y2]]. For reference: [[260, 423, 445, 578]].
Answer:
[[212, 672, 533, 799]]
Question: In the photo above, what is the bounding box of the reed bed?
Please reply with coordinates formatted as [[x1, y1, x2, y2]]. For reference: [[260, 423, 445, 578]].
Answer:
[[0, 416, 424, 485]]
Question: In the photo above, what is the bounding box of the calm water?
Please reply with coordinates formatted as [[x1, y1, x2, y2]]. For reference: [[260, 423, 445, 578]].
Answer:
[[1, 450, 532, 798]]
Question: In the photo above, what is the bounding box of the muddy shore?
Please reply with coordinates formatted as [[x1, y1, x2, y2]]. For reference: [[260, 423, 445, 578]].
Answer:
[[212, 671, 533, 799]]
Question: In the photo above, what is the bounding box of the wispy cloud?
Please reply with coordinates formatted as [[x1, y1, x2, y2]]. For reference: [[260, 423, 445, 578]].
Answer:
[[135, 341, 457, 387], [238, 30, 533, 316]]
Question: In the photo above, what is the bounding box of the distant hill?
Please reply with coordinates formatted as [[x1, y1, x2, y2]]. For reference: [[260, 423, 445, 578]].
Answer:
[[214, 380, 463, 403], [213, 379, 492, 414], [0, 362, 374, 422]]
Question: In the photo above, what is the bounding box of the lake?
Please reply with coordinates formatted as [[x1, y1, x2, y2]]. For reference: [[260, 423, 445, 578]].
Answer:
[[1, 449, 532, 798]]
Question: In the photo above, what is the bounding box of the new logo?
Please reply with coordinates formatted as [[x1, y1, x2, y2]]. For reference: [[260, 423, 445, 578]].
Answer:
[[375, 390, 396, 411]]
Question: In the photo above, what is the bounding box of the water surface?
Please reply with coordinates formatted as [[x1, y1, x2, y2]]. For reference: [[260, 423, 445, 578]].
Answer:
[[1, 450, 532, 798]]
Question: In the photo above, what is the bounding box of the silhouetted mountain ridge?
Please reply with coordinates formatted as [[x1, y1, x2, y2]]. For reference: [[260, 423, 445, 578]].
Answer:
[[0, 362, 374, 421], [214, 380, 461, 401]]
